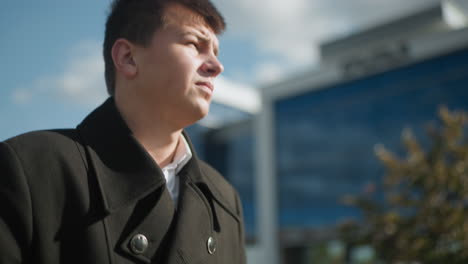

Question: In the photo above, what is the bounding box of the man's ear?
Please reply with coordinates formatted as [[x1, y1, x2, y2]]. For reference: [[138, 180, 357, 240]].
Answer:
[[111, 39, 137, 79]]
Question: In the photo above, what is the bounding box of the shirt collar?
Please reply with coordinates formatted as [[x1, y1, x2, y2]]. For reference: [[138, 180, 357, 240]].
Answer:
[[162, 133, 193, 174]]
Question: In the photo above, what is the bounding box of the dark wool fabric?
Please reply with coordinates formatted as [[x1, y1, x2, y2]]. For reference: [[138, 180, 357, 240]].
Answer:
[[0, 98, 246, 264]]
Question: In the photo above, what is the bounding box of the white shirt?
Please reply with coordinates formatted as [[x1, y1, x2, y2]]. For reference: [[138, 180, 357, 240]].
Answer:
[[161, 134, 192, 205]]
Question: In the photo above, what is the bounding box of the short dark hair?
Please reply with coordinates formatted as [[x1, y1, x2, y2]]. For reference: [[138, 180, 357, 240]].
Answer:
[[103, 0, 226, 95]]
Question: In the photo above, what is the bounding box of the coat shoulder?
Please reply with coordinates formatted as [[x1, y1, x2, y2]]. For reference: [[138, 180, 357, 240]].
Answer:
[[5, 129, 78, 146], [2, 129, 88, 186], [4, 129, 82, 158]]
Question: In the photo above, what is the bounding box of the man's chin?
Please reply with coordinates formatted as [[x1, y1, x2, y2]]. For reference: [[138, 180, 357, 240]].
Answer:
[[195, 105, 210, 121], [181, 104, 210, 127], [196, 99, 211, 116]]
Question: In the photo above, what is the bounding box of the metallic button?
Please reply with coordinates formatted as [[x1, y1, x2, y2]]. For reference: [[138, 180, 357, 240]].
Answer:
[[207, 236, 216, 255], [130, 234, 148, 255]]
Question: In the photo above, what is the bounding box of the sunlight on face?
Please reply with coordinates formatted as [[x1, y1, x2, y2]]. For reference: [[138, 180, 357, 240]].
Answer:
[[130, 3, 224, 128]]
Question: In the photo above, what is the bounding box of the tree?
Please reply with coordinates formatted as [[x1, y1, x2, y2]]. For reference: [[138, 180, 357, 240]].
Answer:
[[342, 107, 468, 264]]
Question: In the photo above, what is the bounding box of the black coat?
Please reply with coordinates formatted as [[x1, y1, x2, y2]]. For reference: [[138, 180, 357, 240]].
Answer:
[[0, 98, 246, 263]]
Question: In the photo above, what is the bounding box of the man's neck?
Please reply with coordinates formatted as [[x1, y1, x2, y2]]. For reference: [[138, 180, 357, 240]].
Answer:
[[140, 130, 181, 168], [115, 96, 183, 168]]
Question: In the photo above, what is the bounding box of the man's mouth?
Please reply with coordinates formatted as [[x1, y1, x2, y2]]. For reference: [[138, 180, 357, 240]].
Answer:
[[196, 81, 214, 94]]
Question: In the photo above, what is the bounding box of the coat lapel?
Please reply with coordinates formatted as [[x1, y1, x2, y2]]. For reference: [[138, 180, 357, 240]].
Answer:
[[77, 97, 166, 213], [165, 168, 216, 264], [164, 155, 241, 264], [77, 98, 174, 263], [115, 187, 176, 263]]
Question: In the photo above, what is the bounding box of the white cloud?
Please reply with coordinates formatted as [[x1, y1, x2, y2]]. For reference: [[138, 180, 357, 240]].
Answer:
[[10, 0, 443, 106], [54, 42, 106, 105], [214, 0, 440, 74], [11, 89, 34, 105], [213, 75, 260, 113], [254, 62, 285, 85], [11, 41, 107, 107]]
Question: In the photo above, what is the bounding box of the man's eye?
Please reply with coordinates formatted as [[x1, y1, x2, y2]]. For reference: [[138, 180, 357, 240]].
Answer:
[[188, 42, 198, 49]]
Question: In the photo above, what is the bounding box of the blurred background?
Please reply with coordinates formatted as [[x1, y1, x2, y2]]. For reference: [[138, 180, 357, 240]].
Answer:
[[2, 0, 468, 263]]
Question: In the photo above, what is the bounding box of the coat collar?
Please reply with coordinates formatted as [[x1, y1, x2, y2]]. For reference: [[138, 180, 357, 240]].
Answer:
[[77, 97, 166, 213], [76, 97, 236, 216]]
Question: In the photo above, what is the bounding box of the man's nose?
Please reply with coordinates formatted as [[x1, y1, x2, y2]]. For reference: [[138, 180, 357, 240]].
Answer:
[[201, 56, 224, 77]]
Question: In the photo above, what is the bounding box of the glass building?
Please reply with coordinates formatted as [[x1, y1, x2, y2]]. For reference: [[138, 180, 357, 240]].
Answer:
[[275, 46, 468, 231], [257, 4, 468, 264], [187, 3, 468, 263]]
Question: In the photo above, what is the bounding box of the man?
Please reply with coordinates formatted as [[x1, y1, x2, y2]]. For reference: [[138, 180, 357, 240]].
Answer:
[[0, 0, 246, 263]]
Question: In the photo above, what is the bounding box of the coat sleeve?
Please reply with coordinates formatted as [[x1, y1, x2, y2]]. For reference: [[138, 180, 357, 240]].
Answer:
[[0, 141, 33, 263]]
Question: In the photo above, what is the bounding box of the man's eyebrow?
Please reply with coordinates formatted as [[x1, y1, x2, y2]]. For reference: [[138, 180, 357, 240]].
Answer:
[[183, 30, 219, 56]]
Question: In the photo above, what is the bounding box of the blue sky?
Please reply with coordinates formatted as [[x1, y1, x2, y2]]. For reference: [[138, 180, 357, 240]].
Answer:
[[1, 0, 439, 141]]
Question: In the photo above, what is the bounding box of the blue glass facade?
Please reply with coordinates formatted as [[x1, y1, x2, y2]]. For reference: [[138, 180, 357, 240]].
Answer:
[[275, 47, 468, 229]]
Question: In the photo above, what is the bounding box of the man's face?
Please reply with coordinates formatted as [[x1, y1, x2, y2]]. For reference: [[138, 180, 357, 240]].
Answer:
[[132, 3, 223, 127]]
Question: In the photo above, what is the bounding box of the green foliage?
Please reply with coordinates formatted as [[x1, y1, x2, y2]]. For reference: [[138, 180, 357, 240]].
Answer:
[[343, 107, 468, 264]]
